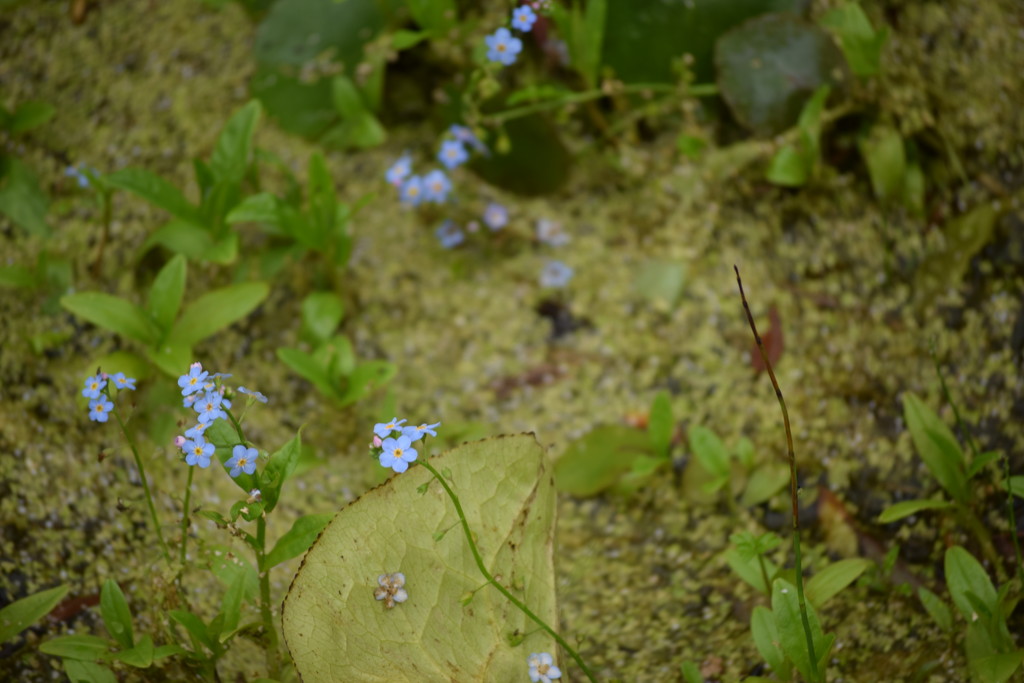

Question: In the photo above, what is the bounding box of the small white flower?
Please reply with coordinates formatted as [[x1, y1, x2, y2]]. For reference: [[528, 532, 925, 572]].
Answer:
[[374, 572, 408, 609], [527, 652, 561, 683]]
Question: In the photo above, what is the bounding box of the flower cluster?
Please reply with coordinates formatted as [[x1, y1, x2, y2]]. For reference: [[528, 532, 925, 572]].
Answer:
[[371, 417, 441, 473], [485, 4, 540, 66], [387, 153, 454, 208], [82, 371, 136, 423]]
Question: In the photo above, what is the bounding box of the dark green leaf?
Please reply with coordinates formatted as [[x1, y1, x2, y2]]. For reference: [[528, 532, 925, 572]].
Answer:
[[750, 605, 792, 680], [680, 661, 702, 683], [301, 291, 344, 346], [406, 0, 456, 36], [773, 578, 832, 682], [40, 634, 112, 660], [209, 100, 261, 185], [0, 158, 51, 237], [111, 635, 153, 668], [168, 282, 269, 348], [805, 558, 871, 608], [263, 434, 302, 513], [323, 76, 386, 150], [168, 610, 216, 653], [1007, 476, 1024, 500], [250, 66, 336, 140], [64, 660, 116, 683], [307, 152, 336, 246], [99, 579, 133, 649], [554, 425, 652, 496], [61, 293, 160, 345], [105, 168, 200, 223], [140, 219, 237, 264], [0, 265, 36, 289], [146, 254, 187, 333], [391, 29, 429, 50], [647, 391, 673, 459], [917, 586, 952, 632], [153, 643, 187, 660], [716, 13, 848, 137], [214, 572, 246, 642], [0, 584, 69, 644], [969, 648, 1024, 683], [878, 498, 951, 523], [265, 513, 334, 569], [902, 393, 967, 503], [9, 101, 56, 134], [966, 450, 1002, 480], [253, 0, 383, 69], [945, 546, 999, 622], [471, 114, 571, 196]]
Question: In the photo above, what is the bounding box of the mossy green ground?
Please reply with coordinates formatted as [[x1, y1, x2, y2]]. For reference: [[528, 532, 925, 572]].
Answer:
[[1, 0, 1023, 681]]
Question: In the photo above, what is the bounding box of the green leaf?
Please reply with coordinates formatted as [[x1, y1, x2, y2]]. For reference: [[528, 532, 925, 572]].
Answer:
[[40, 634, 112, 660], [945, 546, 999, 622], [878, 498, 951, 523], [263, 434, 302, 513], [168, 610, 216, 653], [64, 660, 117, 683], [0, 584, 68, 644], [168, 281, 269, 348], [226, 192, 280, 225], [9, 100, 56, 134], [105, 168, 200, 223], [918, 586, 952, 632], [858, 122, 906, 204], [213, 572, 246, 642], [301, 292, 344, 346], [966, 450, 1002, 480], [716, 13, 848, 137], [265, 513, 333, 569], [969, 649, 1024, 683], [391, 29, 429, 50], [323, 76, 386, 149], [307, 152, 337, 246], [773, 578, 832, 682], [681, 661, 703, 683], [406, 0, 456, 36], [750, 605, 792, 680], [902, 393, 967, 503], [153, 643, 187, 660], [276, 347, 340, 400], [689, 425, 731, 490], [1007, 476, 1024, 500], [805, 558, 871, 608], [99, 579, 133, 649], [61, 293, 160, 345], [647, 391, 673, 459], [506, 84, 572, 107], [633, 261, 686, 310], [337, 360, 396, 406], [740, 463, 789, 507], [766, 145, 811, 187], [0, 158, 51, 237], [724, 546, 778, 596], [283, 435, 558, 680], [818, 2, 888, 78], [146, 254, 187, 333], [209, 100, 261, 185], [140, 219, 237, 264], [146, 342, 193, 378], [554, 424, 652, 496], [0, 264, 36, 289], [111, 634, 153, 668]]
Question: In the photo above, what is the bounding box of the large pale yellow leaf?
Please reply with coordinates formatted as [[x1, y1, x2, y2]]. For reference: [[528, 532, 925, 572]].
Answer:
[[282, 434, 558, 682]]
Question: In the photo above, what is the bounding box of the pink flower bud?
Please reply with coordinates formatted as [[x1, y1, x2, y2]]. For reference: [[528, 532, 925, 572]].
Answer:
[[174, 435, 186, 448], [373, 435, 383, 448]]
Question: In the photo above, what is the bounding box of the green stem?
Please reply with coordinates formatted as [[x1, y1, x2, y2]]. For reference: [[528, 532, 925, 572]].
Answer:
[[418, 460, 596, 683], [180, 465, 194, 567], [484, 82, 718, 126], [756, 552, 772, 598], [256, 516, 281, 679], [735, 266, 820, 681], [1005, 454, 1024, 590], [113, 406, 171, 564]]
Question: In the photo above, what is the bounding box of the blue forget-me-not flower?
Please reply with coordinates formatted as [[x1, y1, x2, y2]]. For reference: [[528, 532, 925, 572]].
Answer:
[[184, 438, 215, 468], [88, 398, 113, 423], [386, 154, 412, 186], [379, 435, 418, 473], [540, 260, 574, 288], [486, 27, 522, 66], [82, 374, 106, 399], [226, 445, 258, 478], [483, 202, 508, 231], [527, 653, 562, 683], [438, 139, 468, 170], [512, 5, 538, 32], [436, 220, 464, 249], [400, 175, 424, 207], [422, 169, 451, 203], [111, 372, 136, 391], [402, 422, 441, 441]]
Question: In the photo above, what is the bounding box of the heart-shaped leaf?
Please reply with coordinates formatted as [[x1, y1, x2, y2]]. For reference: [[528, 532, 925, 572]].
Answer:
[[283, 434, 558, 680]]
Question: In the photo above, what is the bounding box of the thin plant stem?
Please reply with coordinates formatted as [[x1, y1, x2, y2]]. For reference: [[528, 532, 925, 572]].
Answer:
[[484, 82, 719, 126], [734, 266, 820, 681], [112, 406, 171, 564], [256, 516, 281, 679], [180, 465, 194, 567], [418, 460, 596, 683]]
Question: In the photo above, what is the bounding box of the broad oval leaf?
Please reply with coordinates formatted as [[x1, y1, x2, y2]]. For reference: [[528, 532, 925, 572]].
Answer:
[[283, 435, 558, 681], [715, 13, 848, 137], [61, 293, 160, 346], [168, 282, 269, 348]]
